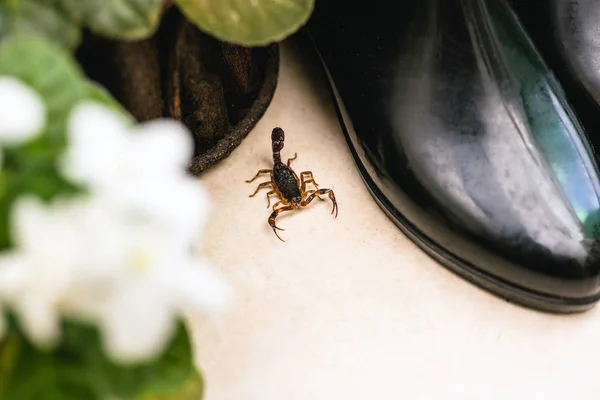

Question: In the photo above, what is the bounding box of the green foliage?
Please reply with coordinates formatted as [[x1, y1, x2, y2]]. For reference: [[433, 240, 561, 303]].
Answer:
[[60, 0, 163, 40], [0, 36, 88, 143], [0, 317, 200, 400], [0, 36, 131, 250], [0, 0, 163, 50], [1, 0, 315, 49], [176, 0, 315, 46], [0, 35, 89, 249], [0, 0, 81, 50]]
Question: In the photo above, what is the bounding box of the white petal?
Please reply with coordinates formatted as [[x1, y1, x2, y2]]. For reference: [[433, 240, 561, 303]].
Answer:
[[10, 196, 87, 267], [16, 296, 60, 347], [172, 261, 231, 315], [67, 101, 129, 147], [10, 196, 51, 250], [0, 253, 29, 300], [114, 177, 209, 242], [100, 284, 176, 364], [159, 180, 208, 242], [132, 119, 194, 171], [62, 101, 130, 187], [0, 77, 46, 144]]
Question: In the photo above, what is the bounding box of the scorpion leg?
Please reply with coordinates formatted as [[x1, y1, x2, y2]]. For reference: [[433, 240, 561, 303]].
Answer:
[[287, 153, 298, 167], [272, 199, 291, 210], [266, 190, 280, 208], [301, 180, 324, 200], [246, 169, 272, 183], [300, 171, 320, 187], [249, 181, 273, 197], [268, 205, 296, 242], [301, 188, 338, 217], [300, 172, 323, 200]]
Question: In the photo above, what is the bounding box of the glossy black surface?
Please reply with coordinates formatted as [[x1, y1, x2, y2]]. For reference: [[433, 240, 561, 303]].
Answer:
[[306, 0, 600, 312], [511, 0, 600, 152]]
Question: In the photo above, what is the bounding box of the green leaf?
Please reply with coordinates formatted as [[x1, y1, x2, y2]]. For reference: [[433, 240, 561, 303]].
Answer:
[[0, 35, 88, 141], [175, 0, 314, 46], [0, 317, 199, 400], [0, 331, 20, 397], [138, 370, 204, 400], [60, 0, 163, 40], [0, 0, 81, 50]]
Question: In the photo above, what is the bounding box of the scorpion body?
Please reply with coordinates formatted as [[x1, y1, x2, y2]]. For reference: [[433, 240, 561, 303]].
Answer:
[[246, 127, 338, 241], [272, 162, 302, 204]]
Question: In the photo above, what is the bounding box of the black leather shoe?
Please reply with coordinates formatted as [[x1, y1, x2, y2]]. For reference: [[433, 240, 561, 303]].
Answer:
[[305, 0, 600, 312], [511, 0, 600, 152]]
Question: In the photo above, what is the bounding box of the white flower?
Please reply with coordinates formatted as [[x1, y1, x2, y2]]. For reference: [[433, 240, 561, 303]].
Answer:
[[0, 100, 231, 363], [0, 197, 84, 347], [0, 77, 46, 145], [62, 216, 231, 363], [61, 102, 204, 240], [0, 189, 230, 363]]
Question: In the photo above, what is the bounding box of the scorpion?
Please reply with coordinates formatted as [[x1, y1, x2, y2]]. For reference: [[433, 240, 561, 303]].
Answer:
[[246, 127, 338, 242]]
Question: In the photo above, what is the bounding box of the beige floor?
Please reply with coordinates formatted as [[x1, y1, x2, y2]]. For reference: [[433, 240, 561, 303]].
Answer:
[[190, 38, 600, 400]]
